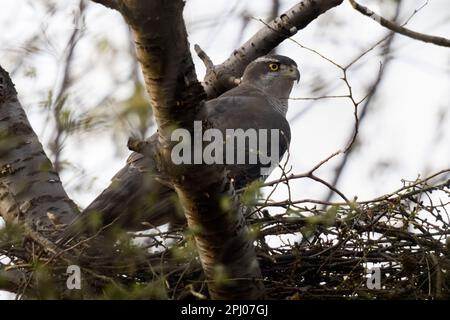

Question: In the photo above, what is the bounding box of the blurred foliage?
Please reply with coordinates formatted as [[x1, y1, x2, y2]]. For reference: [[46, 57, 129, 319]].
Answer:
[[1, 171, 448, 299]]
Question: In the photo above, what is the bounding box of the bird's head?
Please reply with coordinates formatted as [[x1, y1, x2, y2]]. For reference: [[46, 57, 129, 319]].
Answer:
[[241, 54, 300, 99]]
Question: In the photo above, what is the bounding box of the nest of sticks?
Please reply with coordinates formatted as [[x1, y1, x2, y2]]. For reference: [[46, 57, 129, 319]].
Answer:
[[1, 171, 449, 300], [157, 171, 450, 299]]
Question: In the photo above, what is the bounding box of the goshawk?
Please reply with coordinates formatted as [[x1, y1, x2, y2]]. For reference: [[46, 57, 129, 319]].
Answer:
[[62, 54, 299, 240]]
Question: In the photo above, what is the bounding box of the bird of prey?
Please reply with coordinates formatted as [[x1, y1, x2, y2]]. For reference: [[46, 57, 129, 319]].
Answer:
[[61, 54, 299, 241]]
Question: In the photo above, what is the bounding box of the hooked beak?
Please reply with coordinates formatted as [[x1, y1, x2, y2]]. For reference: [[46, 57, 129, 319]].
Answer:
[[294, 68, 300, 83], [286, 66, 300, 83]]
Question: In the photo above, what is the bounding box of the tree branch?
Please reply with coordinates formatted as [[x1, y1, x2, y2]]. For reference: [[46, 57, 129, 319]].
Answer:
[[59, 0, 346, 299], [119, 0, 206, 138], [349, 0, 450, 48], [323, 1, 402, 203], [116, 0, 264, 299], [201, 0, 344, 98], [66, 0, 346, 298], [76, 0, 346, 236], [0, 66, 78, 237]]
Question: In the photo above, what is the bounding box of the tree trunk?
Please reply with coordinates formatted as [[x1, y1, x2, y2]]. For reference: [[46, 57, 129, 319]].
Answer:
[[0, 0, 346, 299], [116, 0, 265, 299], [0, 66, 78, 237]]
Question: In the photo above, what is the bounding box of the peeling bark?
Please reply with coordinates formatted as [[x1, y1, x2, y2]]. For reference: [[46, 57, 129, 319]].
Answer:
[[119, 0, 206, 138], [202, 0, 344, 98], [116, 0, 264, 299], [95, 0, 344, 99], [80, 0, 345, 235], [82, 0, 345, 299], [0, 0, 346, 300], [0, 66, 78, 236]]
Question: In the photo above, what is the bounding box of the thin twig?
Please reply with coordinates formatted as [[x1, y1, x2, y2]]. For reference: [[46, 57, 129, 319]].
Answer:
[[348, 0, 450, 48]]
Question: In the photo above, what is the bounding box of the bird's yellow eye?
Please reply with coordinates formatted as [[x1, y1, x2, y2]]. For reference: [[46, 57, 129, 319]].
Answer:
[[269, 63, 279, 71]]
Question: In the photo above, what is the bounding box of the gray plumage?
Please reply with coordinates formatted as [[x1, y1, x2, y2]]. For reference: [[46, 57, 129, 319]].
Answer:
[[60, 55, 299, 241]]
